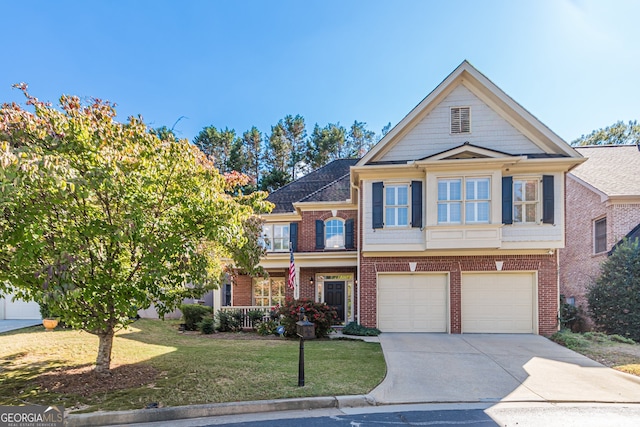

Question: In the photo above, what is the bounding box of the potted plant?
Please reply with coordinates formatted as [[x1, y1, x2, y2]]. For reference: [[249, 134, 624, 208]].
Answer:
[[40, 302, 59, 331]]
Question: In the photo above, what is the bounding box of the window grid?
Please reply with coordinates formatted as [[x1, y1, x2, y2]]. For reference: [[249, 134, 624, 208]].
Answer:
[[513, 179, 539, 223], [325, 219, 345, 249], [437, 179, 462, 223], [385, 184, 409, 227], [261, 224, 290, 252], [437, 177, 490, 224], [465, 178, 490, 223], [253, 278, 286, 307]]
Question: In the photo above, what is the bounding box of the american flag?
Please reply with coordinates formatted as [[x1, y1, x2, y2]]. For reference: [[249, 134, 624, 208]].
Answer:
[[288, 245, 296, 290]]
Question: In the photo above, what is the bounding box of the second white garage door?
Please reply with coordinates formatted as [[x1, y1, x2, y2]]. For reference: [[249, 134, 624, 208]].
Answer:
[[461, 272, 536, 334], [378, 273, 448, 332]]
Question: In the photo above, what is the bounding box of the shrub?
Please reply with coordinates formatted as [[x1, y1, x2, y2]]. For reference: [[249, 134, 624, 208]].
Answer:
[[558, 295, 578, 330], [198, 316, 215, 334], [587, 239, 640, 341], [256, 319, 280, 336], [278, 299, 338, 338], [610, 334, 636, 344], [342, 322, 381, 336], [180, 304, 211, 331], [247, 309, 266, 329], [216, 309, 244, 332], [550, 330, 589, 350]]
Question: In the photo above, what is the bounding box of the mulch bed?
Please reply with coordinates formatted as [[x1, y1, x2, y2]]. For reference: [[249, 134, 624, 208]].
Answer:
[[37, 364, 159, 397]]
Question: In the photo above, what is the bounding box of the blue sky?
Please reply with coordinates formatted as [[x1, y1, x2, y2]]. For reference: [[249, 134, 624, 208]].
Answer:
[[1, 0, 638, 144]]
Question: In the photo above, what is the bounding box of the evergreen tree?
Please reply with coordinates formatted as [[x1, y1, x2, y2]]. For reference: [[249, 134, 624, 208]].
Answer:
[[193, 126, 237, 173]]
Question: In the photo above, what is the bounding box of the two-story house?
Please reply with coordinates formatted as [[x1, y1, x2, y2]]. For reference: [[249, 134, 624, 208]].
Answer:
[[560, 145, 640, 324], [217, 61, 583, 336]]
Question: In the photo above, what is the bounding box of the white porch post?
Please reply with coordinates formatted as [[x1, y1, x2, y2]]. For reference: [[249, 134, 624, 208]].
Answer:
[[294, 265, 300, 299]]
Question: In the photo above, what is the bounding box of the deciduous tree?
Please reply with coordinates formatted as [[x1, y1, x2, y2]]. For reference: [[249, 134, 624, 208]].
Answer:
[[0, 85, 271, 374]]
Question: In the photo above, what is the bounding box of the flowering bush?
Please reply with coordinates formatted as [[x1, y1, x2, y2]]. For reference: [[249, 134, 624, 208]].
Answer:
[[278, 299, 339, 338]]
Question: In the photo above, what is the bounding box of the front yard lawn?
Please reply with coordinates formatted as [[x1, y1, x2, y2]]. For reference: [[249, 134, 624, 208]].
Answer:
[[0, 319, 385, 413], [551, 330, 640, 376]]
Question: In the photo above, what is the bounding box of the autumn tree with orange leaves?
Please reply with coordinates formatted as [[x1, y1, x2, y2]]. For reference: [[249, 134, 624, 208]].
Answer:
[[0, 85, 272, 373]]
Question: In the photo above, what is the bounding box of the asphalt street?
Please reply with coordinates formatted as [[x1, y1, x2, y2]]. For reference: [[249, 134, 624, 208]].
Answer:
[[116, 403, 640, 427]]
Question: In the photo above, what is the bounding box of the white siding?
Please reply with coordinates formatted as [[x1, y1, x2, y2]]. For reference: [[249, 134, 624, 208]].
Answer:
[[503, 171, 564, 245], [362, 180, 425, 250], [378, 85, 543, 162]]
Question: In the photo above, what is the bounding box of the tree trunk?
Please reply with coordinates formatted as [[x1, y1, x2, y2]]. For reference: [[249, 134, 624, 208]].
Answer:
[[95, 329, 115, 374]]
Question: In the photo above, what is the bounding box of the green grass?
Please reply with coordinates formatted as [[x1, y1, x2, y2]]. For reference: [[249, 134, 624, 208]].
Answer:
[[550, 329, 640, 376], [0, 319, 385, 412]]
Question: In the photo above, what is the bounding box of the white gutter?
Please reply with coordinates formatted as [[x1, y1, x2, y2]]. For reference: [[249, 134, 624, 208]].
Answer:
[[350, 177, 361, 324]]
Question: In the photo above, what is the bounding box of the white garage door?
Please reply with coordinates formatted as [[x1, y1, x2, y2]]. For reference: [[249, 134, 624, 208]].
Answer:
[[378, 273, 448, 332], [2, 292, 42, 320], [461, 272, 536, 334]]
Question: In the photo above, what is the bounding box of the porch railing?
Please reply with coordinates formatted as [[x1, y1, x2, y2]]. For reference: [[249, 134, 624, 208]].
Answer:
[[218, 305, 272, 329]]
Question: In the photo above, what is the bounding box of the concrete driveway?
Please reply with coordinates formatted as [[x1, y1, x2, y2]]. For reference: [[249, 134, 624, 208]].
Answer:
[[0, 319, 41, 334], [369, 333, 640, 404]]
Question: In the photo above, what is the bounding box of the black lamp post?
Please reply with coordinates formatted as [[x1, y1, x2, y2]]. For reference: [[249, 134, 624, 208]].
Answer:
[[296, 307, 316, 387]]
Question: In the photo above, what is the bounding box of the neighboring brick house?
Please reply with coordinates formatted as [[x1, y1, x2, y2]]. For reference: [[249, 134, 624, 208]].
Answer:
[[216, 61, 584, 336], [560, 145, 640, 322]]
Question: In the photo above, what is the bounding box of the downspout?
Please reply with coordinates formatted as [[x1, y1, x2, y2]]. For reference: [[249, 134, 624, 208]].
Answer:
[[350, 178, 361, 324]]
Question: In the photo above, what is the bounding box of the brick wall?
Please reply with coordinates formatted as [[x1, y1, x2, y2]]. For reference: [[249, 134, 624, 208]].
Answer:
[[233, 266, 357, 306], [232, 275, 253, 306], [297, 210, 358, 252], [561, 177, 640, 323], [359, 253, 559, 336]]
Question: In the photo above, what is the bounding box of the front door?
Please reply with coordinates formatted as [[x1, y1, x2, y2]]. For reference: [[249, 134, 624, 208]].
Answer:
[[324, 281, 345, 323]]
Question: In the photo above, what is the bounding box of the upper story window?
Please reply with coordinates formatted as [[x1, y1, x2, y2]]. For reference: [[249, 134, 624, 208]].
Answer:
[[372, 181, 422, 230], [385, 184, 409, 227], [325, 218, 345, 249], [261, 224, 289, 252], [513, 179, 539, 223], [594, 217, 607, 254], [503, 175, 554, 225], [450, 107, 471, 134], [437, 177, 490, 224]]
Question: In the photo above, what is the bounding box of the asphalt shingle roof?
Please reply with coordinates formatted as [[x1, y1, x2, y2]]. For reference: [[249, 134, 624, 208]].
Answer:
[[266, 159, 358, 213], [572, 145, 640, 197]]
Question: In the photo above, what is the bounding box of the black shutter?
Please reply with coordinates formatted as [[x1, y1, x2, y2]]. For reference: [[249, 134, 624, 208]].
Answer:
[[315, 220, 325, 249], [345, 219, 355, 249], [411, 180, 422, 228], [542, 175, 554, 224], [502, 176, 513, 225], [289, 223, 298, 252], [372, 182, 384, 229]]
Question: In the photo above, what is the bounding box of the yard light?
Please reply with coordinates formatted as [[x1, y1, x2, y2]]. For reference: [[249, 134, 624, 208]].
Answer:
[[296, 307, 316, 386]]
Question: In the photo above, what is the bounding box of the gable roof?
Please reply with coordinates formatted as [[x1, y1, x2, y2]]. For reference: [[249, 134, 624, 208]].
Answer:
[[358, 60, 581, 165], [266, 159, 358, 213], [571, 145, 640, 197]]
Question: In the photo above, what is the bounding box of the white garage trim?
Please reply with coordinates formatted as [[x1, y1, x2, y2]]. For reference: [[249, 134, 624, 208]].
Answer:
[[461, 272, 538, 334], [377, 272, 449, 333]]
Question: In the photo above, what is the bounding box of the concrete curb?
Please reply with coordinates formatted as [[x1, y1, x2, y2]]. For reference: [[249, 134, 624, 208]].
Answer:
[[65, 394, 375, 427]]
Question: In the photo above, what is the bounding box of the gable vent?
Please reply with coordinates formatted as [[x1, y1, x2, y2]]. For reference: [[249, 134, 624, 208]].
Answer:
[[451, 107, 471, 134]]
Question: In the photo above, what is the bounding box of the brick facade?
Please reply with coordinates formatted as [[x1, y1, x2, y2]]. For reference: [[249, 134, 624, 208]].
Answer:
[[561, 177, 640, 322], [297, 209, 358, 252], [359, 254, 559, 336]]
